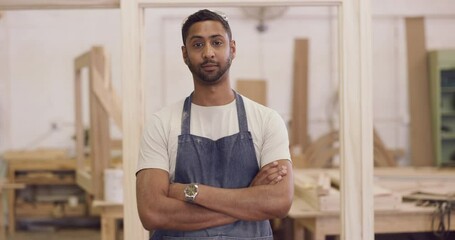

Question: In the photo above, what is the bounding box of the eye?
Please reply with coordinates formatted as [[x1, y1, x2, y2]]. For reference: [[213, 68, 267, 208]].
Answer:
[[192, 42, 204, 48], [212, 40, 223, 47]]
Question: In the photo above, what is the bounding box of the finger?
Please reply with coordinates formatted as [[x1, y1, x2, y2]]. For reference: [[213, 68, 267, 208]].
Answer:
[[260, 163, 287, 181], [273, 175, 283, 184]]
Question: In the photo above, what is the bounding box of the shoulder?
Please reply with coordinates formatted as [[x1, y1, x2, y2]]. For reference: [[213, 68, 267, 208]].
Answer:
[[241, 95, 283, 123], [145, 99, 185, 130]]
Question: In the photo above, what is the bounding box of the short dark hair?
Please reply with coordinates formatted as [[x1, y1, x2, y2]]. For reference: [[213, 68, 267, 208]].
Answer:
[[181, 9, 232, 45]]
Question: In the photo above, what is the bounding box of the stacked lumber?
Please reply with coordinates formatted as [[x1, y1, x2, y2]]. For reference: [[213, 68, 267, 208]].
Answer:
[[294, 170, 402, 211], [294, 173, 339, 211]]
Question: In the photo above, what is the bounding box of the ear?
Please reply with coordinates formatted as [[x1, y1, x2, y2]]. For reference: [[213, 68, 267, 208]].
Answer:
[[182, 45, 189, 65], [230, 40, 236, 60]]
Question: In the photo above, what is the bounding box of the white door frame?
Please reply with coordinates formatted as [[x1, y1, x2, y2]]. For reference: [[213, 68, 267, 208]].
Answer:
[[122, 0, 374, 240]]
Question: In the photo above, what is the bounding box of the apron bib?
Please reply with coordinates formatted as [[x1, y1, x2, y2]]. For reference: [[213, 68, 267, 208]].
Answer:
[[151, 92, 273, 240]]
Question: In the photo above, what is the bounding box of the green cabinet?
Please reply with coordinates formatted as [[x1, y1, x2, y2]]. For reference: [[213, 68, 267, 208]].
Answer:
[[429, 50, 455, 166]]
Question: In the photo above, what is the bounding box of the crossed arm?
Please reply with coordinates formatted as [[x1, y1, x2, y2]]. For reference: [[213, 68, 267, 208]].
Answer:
[[136, 160, 293, 231]]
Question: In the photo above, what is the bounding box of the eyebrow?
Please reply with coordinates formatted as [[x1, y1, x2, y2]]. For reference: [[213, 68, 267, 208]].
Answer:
[[189, 34, 224, 41]]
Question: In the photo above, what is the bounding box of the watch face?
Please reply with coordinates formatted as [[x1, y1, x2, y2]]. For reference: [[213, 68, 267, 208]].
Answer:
[[185, 184, 197, 196]]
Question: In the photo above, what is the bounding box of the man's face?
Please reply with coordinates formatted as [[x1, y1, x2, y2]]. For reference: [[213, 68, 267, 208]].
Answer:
[[183, 20, 235, 85]]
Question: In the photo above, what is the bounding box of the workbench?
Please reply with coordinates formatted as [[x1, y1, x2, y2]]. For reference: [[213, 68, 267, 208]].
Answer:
[[289, 197, 455, 240], [3, 150, 79, 235], [289, 168, 455, 240]]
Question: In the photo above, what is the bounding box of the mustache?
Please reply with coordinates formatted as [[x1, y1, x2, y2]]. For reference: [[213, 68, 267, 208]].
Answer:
[[201, 60, 218, 66]]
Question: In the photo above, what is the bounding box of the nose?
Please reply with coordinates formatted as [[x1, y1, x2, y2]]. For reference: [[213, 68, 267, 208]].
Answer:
[[202, 44, 215, 59]]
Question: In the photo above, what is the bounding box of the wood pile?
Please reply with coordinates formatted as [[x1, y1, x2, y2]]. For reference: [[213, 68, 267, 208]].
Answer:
[[294, 170, 402, 211]]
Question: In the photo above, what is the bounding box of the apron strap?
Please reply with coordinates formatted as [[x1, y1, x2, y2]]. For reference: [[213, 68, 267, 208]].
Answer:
[[181, 95, 192, 135], [181, 91, 249, 135], [235, 92, 249, 133]]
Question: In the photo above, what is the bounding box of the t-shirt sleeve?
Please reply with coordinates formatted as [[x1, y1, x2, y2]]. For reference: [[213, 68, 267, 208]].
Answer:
[[136, 115, 170, 174], [260, 111, 291, 167]]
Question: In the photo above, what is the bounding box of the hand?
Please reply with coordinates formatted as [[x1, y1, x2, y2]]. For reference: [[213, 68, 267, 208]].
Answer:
[[250, 161, 288, 186]]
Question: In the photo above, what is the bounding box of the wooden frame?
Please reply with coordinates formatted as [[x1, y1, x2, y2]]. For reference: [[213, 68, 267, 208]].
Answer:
[[0, 1, 374, 239], [74, 46, 122, 200]]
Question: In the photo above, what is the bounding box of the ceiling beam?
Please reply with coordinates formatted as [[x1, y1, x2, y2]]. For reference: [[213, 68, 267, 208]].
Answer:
[[138, 0, 341, 8], [0, 0, 119, 10]]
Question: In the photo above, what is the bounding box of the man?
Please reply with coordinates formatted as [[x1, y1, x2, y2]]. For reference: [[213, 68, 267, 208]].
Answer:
[[136, 9, 294, 239]]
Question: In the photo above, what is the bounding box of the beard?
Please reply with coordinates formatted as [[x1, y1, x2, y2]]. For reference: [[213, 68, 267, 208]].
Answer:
[[187, 56, 232, 85]]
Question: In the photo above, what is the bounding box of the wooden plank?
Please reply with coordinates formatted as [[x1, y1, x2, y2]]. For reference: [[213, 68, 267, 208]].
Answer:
[[15, 172, 75, 185], [294, 174, 340, 212], [90, 47, 112, 200], [2, 149, 68, 161], [300, 129, 395, 168], [75, 51, 91, 71], [74, 70, 85, 172], [92, 63, 123, 130], [236, 80, 267, 105], [295, 171, 400, 212], [0, 0, 119, 10], [6, 158, 76, 170], [373, 129, 396, 167], [339, 0, 374, 239], [121, 1, 147, 239], [0, 183, 25, 190], [301, 131, 338, 168], [405, 17, 434, 166], [290, 39, 310, 155], [77, 170, 94, 194]]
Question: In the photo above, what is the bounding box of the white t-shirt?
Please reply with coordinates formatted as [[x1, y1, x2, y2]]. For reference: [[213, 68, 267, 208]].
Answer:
[[137, 95, 291, 181]]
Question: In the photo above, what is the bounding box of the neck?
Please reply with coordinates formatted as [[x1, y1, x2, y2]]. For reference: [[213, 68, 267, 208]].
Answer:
[[192, 80, 234, 106]]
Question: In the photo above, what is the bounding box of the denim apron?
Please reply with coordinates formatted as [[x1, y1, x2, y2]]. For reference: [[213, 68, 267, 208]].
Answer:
[[151, 92, 273, 240]]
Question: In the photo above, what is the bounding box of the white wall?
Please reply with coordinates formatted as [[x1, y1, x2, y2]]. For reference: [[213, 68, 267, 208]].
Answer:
[[1, 1, 455, 165], [0, 10, 122, 154], [0, 13, 11, 153]]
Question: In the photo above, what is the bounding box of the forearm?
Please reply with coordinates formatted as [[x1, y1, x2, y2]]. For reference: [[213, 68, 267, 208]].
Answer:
[[136, 169, 237, 231], [140, 195, 236, 231], [170, 160, 294, 221], [197, 180, 293, 221]]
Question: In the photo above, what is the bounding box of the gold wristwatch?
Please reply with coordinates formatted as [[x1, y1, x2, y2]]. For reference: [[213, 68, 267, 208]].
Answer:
[[184, 183, 199, 203]]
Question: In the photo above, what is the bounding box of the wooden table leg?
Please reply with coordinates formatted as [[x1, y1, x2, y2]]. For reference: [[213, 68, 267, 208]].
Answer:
[[0, 192, 4, 240], [8, 170, 15, 236], [101, 215, 117, 240]]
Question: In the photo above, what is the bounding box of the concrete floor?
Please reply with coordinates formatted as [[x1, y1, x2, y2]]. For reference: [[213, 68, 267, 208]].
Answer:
[[8, 229, 101, 240], [7, 229, 124, 240]]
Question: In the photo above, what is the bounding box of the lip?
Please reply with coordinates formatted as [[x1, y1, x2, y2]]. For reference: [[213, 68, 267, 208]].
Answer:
[[201, 64, 218, 71]]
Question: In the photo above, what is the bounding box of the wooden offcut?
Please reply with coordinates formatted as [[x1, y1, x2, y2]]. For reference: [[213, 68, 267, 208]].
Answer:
[[290, 39, 310, 155], [405, 17, 434, 166], [236, 80, 267, 105], [294, 170, 401, 212], [373, 129, 396, 167], [299, 129, 396, 168]]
